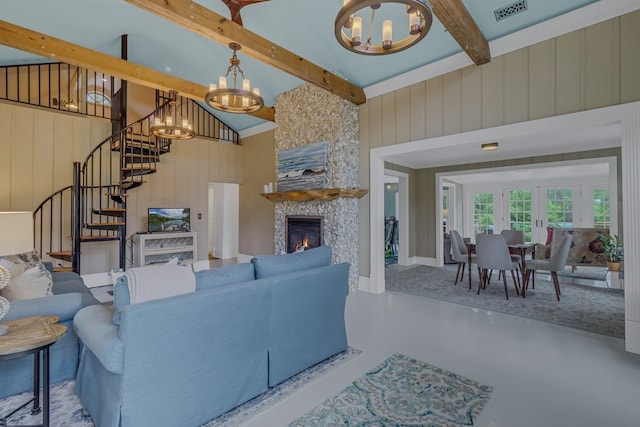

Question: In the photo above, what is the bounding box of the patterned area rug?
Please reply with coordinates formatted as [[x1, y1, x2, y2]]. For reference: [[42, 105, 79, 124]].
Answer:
[[290, 353, 493, 426], [386, 265, 625, 338], [0, 347, 360, 426]]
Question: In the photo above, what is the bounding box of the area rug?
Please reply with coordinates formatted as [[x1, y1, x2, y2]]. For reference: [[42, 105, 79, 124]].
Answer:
[[290, 353, 493, 427], [386, 265, 625, 338], [0, 347, 361, 426]]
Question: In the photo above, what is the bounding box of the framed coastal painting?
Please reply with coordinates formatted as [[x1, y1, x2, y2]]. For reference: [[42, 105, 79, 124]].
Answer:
[[277, 141, 328, 192]]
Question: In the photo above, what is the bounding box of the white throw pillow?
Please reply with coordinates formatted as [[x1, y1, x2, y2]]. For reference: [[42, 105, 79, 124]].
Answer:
[[0, 251, 53, 301]]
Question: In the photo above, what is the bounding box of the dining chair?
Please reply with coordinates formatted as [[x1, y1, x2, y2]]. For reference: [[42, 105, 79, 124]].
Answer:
[[499, 229, 525, 276], [500, 229, 525, 244], [449, 230, 476, 289], [475, 233, 521, 300], [522, 233, 573, 300]]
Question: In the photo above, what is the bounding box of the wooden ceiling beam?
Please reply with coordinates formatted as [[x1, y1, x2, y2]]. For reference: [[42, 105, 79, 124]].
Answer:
[[0, 19, 275, 122], [429, 0, 491, 66], [123, 0, 367, 105]]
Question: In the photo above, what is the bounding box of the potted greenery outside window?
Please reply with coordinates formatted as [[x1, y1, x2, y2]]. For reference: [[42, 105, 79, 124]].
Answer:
[[599, 234, 623, 271]]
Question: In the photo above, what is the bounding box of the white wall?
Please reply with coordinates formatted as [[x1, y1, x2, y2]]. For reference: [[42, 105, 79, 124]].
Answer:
[[211, 182, 239, 259]]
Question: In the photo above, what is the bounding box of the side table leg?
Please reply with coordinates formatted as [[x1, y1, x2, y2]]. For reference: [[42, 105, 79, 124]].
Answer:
[[43, 347, 50, 427], [31, 351, 41, 415]]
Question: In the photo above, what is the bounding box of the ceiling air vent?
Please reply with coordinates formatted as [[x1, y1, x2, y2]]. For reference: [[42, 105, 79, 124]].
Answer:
[[494, 0, 528, 22]]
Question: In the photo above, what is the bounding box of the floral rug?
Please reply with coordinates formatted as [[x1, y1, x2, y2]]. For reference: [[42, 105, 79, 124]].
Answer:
[[290, 353, 493, 426], [386, 265, 625, 338], [0, 347, 360, 426]]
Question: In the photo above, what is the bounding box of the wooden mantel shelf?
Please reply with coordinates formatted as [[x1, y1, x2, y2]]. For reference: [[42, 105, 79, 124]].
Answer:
[[261, 188, 368, 202]]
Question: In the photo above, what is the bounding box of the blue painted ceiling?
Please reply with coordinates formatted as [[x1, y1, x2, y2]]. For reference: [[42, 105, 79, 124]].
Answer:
[[1, 0, 600, 131]]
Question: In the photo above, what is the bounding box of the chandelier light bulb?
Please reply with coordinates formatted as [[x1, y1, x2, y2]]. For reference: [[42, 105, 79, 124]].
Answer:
[[219, 76, 227, 89], [352, 16, 362, 46], [409, 12, 420, 35], [382, 20, 393, 49]]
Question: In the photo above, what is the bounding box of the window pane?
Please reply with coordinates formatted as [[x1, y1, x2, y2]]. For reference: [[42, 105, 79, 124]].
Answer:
[[547, 188, 573, 228], [509, 190, 532, 241], [593, 189, 610, 229], [473, 193, 493, 235]]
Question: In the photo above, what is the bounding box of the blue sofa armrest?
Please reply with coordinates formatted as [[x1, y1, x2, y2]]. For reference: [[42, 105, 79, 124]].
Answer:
[[73, 305, 124, 374], [4, 292, 83, 322]]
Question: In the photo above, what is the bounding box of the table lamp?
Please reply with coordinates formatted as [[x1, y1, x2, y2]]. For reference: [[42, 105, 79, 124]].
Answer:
[[0, 211, 34, 336]]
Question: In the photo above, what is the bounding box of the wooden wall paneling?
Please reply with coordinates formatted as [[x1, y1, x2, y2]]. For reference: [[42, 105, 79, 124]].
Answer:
[[481, 57, 504, 129], [52, 114, 74, 191], [381, 92, 396, 146], [11, 107, 35, 210], [585, 19, 620, 109], [528, 39, 556, 120], [358, 103, 371, 186], [0, 105, 13, 208], [0, 68, 6, 99], [196, 140, 210, 260], [28, 66, 39, 105], [6, 67, 17, 101], [621, 11, 640, 103], [555, 31, 584, 115], [442, 71, 462, 136], [409, 82, 426, 142], [425, 77, 444, 138], [394, 86, 411, 144], [460, 66, 482, 132], [367, 97, 383, 149], [502, 49, 529, 125], [33, 112, 55, 206]]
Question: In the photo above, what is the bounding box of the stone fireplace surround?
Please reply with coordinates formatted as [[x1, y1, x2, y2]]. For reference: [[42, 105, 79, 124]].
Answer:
[[272, 83, 361, 289]]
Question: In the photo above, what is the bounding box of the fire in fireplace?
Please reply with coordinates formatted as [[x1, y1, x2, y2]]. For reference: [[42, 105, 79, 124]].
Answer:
[[286, 216, 323, 253]]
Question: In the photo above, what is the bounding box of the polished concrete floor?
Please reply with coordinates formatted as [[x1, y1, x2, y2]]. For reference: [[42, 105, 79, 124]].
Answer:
[[241, 288, 640, 427]]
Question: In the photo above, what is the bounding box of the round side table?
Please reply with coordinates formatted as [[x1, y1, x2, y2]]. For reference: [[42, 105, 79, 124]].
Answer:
[[0, 315, 67, 427]]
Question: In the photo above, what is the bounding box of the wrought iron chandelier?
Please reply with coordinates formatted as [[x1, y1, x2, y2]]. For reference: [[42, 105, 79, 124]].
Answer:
[[150, 90, 195, 140], [205, 43, 264, 114], [335, 0, 433, 55]]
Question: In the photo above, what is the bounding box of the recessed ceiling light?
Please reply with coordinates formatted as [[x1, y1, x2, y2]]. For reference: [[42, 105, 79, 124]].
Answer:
[[481, 142, 499, 151]]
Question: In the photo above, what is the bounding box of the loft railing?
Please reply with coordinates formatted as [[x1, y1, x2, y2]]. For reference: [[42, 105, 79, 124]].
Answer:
[[0, 62, 116, 119], [156, 90, 239, 144]]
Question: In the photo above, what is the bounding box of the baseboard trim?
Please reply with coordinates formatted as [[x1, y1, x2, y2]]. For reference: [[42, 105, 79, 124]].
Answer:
[[237, 253, 254, 263], [408, 256, 438, 267], [358, 275, 370, 292], [625, 320, 640, 355]]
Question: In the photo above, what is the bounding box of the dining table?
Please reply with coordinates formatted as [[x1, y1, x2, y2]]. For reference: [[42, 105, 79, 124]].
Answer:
[[465, 241, 535, 289]]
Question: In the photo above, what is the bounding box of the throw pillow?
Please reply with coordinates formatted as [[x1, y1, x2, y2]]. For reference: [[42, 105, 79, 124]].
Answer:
[[251, 245, 333, 279], [0, 250, 53, 301], [545, 227, 554, 245]]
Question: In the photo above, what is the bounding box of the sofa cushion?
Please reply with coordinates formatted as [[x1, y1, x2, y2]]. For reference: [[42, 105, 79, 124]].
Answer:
[[251, 245, 332, 279], [195, 263, 255, 290], [112, 265, 195, 325], [0, 250, 53, 300]]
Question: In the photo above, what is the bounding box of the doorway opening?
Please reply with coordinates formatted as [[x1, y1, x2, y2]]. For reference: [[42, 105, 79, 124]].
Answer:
[[208, 183, 239, 262]]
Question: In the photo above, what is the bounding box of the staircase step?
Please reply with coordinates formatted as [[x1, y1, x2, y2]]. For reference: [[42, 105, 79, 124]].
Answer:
[[92, 208, 127, 217], [106, 192, 128, 204], [48, 251, 72, 262], [123, 154, 160, 164], [121, 179, 146, 190], [53, 266, 74, 273], [86, 222, 125, 231]]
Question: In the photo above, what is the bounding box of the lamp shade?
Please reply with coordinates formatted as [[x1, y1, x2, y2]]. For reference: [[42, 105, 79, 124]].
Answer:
[[0, 212, 34, 256]]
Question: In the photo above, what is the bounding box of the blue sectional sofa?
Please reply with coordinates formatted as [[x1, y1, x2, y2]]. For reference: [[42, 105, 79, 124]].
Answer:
[[0, 266, 100, 399], [73, 246, 350, 427]]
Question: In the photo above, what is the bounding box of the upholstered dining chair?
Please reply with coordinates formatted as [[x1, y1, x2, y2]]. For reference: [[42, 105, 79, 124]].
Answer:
[[449, 230, 476, 289], [475, 233, 521, 300], [500, 229, 525, 244], [499, 229, 525, 275], [522, 233, 573, 300]]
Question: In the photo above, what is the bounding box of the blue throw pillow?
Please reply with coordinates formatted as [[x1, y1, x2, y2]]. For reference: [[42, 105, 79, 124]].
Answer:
[[251, 246, 332, 279], [195, 263, 255, 290]]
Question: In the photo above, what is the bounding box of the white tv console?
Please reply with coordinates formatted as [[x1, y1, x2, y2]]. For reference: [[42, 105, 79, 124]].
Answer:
[[133, 231, 197, 267]]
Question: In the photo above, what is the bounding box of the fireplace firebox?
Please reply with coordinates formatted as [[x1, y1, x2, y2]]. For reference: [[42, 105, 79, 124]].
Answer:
[[286, 216, 323, 253]]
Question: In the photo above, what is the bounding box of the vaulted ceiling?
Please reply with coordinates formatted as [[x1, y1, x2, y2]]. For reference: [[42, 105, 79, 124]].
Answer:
[[0, 0, 618, 132]]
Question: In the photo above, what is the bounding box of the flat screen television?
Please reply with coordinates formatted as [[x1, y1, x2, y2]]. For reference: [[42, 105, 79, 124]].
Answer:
[[147, 208, 191, 233]]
